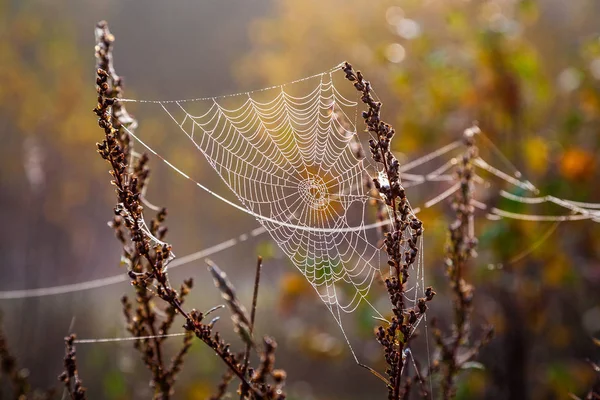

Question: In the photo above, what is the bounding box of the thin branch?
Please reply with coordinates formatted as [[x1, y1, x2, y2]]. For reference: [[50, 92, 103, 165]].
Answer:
[[241, 256, 263, 399]]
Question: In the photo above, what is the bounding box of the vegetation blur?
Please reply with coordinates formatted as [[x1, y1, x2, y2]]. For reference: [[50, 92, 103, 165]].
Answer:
[[1, 0, 599, 399]]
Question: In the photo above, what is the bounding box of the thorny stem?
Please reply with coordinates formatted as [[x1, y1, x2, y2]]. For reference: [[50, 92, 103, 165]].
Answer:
[[342, 62, 435, 400]]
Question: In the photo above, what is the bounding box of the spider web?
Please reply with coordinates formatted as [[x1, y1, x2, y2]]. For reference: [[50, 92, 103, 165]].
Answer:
[[116, 65, 428, 359]]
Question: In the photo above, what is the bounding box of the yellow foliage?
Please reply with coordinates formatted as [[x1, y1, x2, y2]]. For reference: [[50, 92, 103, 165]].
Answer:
[[239, 0, 396, 87], [185, 381, 213, 399], [464, 370, 487, 397], [524, 136, 549, 175]]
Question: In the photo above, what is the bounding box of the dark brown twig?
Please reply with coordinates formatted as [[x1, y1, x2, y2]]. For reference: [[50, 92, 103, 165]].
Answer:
[[241, 257, 263, 399], [248, 337, 287, 399], [58, 334, 87, 400], [331, 105, 389, 238], [95, 20, 195, 399], [342, 62, 435, 400], [431, 126, 493, 399]]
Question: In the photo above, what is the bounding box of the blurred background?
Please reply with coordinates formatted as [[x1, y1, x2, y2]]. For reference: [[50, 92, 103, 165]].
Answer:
[[1, 0, 600, 398]]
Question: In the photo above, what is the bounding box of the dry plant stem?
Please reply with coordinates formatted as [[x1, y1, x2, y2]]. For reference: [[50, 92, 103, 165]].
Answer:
[[59, 334, 87, 400], [247, 337, 286, 398], [206, 258, 285, 399], [94, 21, 289, 400], [342, 62, 435, 400], [433, 128, 492, 399], [93, 21, 266, 399], [206, 259, 285, 399], [241, 257, 263, 399], [443, 130, 477, 398], [95, 21, 194, 399]]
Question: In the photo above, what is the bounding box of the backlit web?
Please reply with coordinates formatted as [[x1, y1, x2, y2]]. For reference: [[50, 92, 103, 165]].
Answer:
[[119, 65, 419, 348]]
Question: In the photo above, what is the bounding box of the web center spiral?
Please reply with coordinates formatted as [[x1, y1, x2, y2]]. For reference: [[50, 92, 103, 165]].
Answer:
[[298, 175, 329, 210]]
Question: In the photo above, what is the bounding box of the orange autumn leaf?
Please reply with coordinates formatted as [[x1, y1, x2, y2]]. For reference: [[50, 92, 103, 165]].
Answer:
[[559, 148, 596, 180]]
